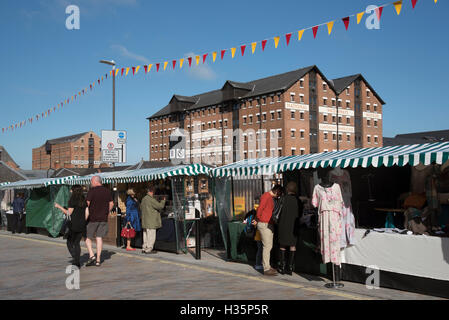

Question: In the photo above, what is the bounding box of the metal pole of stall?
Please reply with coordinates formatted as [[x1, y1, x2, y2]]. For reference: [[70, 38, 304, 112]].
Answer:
[[231, 175, 235, 218], [195, 217, 201, 260]]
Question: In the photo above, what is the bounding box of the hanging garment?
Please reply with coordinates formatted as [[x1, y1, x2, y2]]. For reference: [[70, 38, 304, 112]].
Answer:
[[329, 169, 356, 248], [312, 183, 343, 266]]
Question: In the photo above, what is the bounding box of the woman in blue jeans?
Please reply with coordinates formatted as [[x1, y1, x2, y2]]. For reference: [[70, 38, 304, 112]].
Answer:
[[124, 189, 142, 251]]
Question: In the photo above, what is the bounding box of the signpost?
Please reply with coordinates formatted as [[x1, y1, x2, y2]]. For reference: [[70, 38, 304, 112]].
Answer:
[[101, 130, 127, 164]]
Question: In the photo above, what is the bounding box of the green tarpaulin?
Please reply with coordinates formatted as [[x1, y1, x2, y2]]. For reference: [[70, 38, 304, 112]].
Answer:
[[26, 186, 70, 237]]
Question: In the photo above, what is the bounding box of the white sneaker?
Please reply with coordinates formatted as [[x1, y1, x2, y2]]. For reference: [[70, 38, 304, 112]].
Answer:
[[254, 265, 263, 270]]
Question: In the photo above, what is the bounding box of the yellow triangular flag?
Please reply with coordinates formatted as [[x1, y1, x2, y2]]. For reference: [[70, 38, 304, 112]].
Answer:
[[92, 81, 95, 88], [298, 30, 304, 41], [180, 58, 184, 68], [212, 52, 217, 62], [327, 21, 334, 35], [110, 70, 112, 76], [125, 67, 130, 76], [115, 69, 119, 76], [231, 48, 236, 58], [135, 66, 141, 74], [72, 96, 74, 101], [274, 36, 280, 48], [251, 42, 257, 54], [394, 1, 402, 15], [164, 61, 168, 70], [357, 12, 364, 24], [101, 76, 103, 81], [148, 64, 153, 72], [435, 0, 437, 3], [196, 55, 200, 65]]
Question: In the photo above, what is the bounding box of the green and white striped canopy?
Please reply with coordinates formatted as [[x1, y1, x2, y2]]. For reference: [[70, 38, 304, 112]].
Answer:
[[66, 164, 210, 185], [210, 142, 449, 177], [0, 176, 77, 190]]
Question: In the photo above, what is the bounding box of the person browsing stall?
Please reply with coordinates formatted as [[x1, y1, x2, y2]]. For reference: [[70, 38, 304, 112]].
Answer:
[[124, 189, 142, 251], [140, 185, 166, 254], [255, 184, 283, 276], [85, 176, 114, 267]]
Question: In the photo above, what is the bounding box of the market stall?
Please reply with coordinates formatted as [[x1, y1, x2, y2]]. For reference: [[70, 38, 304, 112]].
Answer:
[[210, 142, 449, 297], [0, 176, 76, 237], [65, 164, 218, 253]]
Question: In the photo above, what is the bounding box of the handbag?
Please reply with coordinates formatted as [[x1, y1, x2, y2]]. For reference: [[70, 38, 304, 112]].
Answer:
[[121, 222, 136, 239], [62, 214, 71, 240], [272, 196, 284, 224]]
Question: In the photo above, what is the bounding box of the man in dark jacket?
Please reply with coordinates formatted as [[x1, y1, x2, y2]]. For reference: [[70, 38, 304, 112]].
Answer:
[[12, 193, 25, 234]]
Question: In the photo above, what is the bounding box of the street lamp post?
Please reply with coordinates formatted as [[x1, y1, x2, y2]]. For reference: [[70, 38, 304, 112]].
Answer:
[[99, 60, 116, 131]]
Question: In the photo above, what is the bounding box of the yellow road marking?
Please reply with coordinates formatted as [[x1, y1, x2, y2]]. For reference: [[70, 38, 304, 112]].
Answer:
[[0, 233, 374, 300]]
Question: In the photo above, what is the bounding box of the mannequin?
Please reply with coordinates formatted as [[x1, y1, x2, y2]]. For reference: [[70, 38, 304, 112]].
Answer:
[[328, 167, 356, 248], [312, 168, 344, 288]]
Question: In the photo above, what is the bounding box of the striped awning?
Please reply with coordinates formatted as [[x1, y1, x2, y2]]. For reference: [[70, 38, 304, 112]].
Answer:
[[66, 164, 210, 185], [210, 142, 449, 177], [0, 176, 77, 190]]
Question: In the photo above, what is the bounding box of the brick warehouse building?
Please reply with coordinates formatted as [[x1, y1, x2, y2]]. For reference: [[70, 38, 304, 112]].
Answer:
[[147, 65, 385, 165], [32, 131, 103, 170]]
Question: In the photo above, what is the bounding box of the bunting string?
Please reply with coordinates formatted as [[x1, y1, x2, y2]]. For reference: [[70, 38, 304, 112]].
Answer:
[[2, 0, 436, 134]]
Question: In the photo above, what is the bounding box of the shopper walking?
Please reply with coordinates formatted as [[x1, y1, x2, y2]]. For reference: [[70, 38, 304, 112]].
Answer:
[[277, 182, 303, 275], [12, 193, 25, 234], [140, 185, 166, 254], [124, 189, 142, 251], [55, 185, 88, 268], [85, 176, 114, 267], [256, 184, 283, 276]]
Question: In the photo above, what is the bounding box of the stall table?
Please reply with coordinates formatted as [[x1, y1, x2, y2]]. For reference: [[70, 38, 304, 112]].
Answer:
[[341, 228, 449, 298]]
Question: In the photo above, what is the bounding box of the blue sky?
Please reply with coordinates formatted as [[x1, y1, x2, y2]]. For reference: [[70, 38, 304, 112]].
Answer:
[[1, 0, 448, 169]]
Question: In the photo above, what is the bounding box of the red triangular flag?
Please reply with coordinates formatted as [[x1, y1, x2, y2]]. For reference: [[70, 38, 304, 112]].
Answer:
[[121, 68, 124, 76], [312, 26, 319, 39], [90, 84, 92, 90], [203, 53, 208, 63], [172, 60, 176, 69], [261, 39, 267, 51], [156, 63, 160, 72], [188, 57, 192, 67], [375, 6, 383, 21], [221, 50, 226, 60], [144, 65, 148, 73], [132, 67, 136, 75], [240, 45, 246, 56], [98, 79, 100, 85], [82, 90, 84, 95], [342, 17, 350, 30], [105, 73, 108, 79], [412, 0, 418, 8], [285, 33, 292, 46]]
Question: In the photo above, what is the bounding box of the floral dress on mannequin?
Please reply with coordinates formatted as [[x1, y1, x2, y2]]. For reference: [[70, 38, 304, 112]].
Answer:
[[329, 168, 356, 248], [312, 183, 343, 266]]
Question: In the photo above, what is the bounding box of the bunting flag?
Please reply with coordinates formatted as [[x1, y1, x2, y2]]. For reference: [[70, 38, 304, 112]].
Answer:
[[2, 0, 433, 135], [251, 42, 257, 54], [342, 17, 350, 30], [240, 45, 246, 56], [285, 33, 292, 46], [394, 1, 403, 15], [312, 26, 319, 38], [357, 12, 365, 24], [327, 21, 334, 35], [376, 6, 384, 21]]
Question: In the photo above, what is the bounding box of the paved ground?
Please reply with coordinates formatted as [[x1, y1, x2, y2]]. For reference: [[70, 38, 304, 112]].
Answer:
[[0, 230, 444, 300]]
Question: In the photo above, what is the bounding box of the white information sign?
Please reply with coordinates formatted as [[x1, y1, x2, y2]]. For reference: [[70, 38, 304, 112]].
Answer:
[[101, 130, 127, 163]]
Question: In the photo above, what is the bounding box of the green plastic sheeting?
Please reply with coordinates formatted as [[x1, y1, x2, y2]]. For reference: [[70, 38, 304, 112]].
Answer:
[[26, 186, 70, 237]]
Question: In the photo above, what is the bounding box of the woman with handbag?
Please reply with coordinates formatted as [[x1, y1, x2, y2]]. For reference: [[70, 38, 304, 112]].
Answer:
[[55, 185, 88, 268], [123, 189, 141, 251]]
